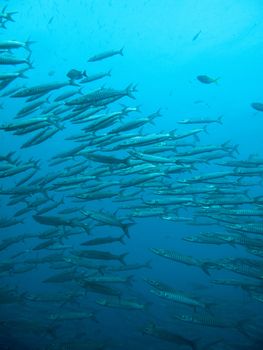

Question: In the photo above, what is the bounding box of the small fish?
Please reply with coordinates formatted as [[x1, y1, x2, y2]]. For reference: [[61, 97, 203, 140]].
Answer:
[[48, 16, 54, 25], [197, 75, 219, 84], [66, 69, 87, 81], [192, 30, 202, 41]]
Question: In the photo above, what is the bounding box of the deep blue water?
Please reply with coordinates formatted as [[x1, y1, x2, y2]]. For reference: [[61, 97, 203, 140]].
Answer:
[[1, 1, 263, 349]]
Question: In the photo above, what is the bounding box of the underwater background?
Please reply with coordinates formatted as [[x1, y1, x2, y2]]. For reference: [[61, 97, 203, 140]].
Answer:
[[1, 0, 263, 349]]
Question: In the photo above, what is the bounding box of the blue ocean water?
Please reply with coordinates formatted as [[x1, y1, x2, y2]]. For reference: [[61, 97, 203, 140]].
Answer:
[[1, 1, 263, 349]]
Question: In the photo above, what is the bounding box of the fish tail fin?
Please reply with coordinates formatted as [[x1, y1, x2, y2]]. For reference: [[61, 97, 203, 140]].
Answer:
[[145, 259, 152, 269], [143, 301, 153, 312], [214, 77, 220, 85], [190, 339, 199, 350], [126, 83, 136, 99], [229, 148, 237, 158], [244, 189, 250, 198], [204, 302, 216, 315], [119, 252, 128, 265], [154, 108, 162, 118], [233, 143, 240, 154], [217, 115, 223, 124], [6, 151, 15, 162], [119, 46, 124, 56], [83, 70, 87, 77], [236, 320, 251, 338], [80, 223, 91, 234], [27, 60, 34, 70], [200, 262, 211, 276], [69, 79, 79, 86], [19, 292, 29, 305], [25, 39, 36, 52], [136, 105, 142, 113], [119, 234, 126, 245], [122, 222, 134, 237], [45, 324, 59, 339], [193, 134, 200, 142], [149, 118, 156, 126], [202, 338, 224, 350], [163, 170, 172, 179], [33, 159, 41, 170], [78, 87, 84, 95], [107, 69, 112, 76], [203, 125, 209, 134], [142, 322, 156, 335], [126, 275, 134, 286], [98, 266, 106, 275], [6, 12, 17, 22], [169, 128, 177, 138], [17, 68, 29, 79], [90, 312, 99, 323], [26, 51, 33, 68], [0, 21, 6, 29]]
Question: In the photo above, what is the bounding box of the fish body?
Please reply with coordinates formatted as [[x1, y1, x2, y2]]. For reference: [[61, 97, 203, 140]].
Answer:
[[48, 311, 95, 321], [82, 274, 132, 284], [33, 214, 73, 227], [178, 116, 223, 124], [192, 30, 202, 41], [88, 48, 123, 62], [0, 40, 34, 51], [77, 280, 121, 296], [54, 88, 81, 102], [81, 209, 133, 237], [81, 70, 111, 83], [0, 69, 28, 80], [143, 323, 197, 350], [43, 269, 78, 283], [197, 75, 219, 84], [12, 81, 74, 97], [251, 102, 263, 112], [96, 297, 147, 310], [0, 54, 31, 66], [81, 234, 125, 246], [151, 288, 205, 309], [173, 313, 241, 330], [72, 249, 128, 265], [66, 84, 135, 106], [150, 248, 209, 274]]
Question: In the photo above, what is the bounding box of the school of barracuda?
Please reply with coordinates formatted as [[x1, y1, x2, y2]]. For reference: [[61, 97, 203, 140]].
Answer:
[[0, 4, 263, 350]]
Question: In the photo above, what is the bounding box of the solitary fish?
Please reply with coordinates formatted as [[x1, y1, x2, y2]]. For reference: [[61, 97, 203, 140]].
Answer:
[[197, 75, 219, 84], [192, 30, 202, 41], [66, 69, 87, 81]]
